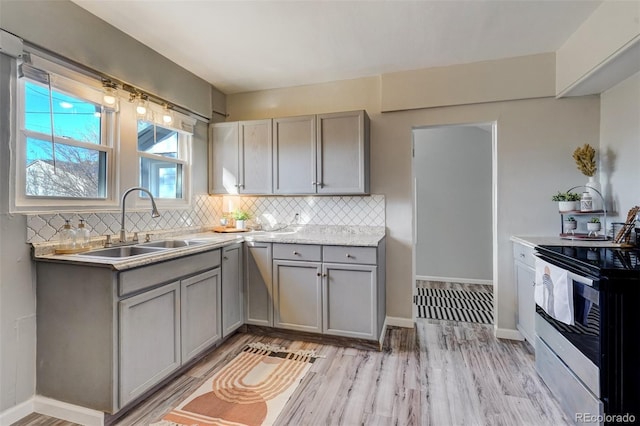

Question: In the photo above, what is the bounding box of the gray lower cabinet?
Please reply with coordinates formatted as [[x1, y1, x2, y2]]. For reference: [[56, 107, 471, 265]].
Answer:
[[271, 241, 386, 340], [181, 268, 222, 362], [119, 282, 181, 407], [273, 259, 323, 333], [323, 263, 377, 340], [513, 242, 536, 343], [35, 249, 222, 414], [222, 243, 243, 337], [245, 242, 273, 326]]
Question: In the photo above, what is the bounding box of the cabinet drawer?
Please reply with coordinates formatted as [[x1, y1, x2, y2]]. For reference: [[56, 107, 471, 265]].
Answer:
[[323, 245, 376, 265], [119, 249, 221, 297], [273, 243, 321, 262], [513, 242, 535, 268]]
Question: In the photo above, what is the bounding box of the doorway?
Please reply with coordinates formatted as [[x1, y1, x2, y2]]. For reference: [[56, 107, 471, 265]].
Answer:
[[412, 123, 496, 322]]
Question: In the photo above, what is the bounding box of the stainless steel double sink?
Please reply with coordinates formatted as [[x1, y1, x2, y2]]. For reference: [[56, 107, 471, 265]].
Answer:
[[76, 239, 208, 259]]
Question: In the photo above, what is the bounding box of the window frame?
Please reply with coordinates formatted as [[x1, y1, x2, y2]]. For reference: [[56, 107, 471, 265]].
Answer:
[[133, 105, 193, 210], [12, 58, 119, 213]]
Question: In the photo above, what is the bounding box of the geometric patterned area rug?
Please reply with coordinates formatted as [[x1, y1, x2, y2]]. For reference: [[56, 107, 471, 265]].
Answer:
[[150, 343, 318, 426], [414, 287, 494, 324]]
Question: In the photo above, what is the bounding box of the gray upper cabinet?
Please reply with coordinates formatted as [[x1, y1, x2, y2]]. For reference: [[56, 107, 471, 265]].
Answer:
[[210, 119, 272, 194], [210, 122, 239, 194], [272, 115, 317, 194], [316, 110, 370, 194], [272, 110, 370, 195], [222, 243, 244, 337]]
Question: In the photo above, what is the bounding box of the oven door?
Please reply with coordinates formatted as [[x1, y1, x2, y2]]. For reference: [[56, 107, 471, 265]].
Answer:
[[534, 272, 604, 424]]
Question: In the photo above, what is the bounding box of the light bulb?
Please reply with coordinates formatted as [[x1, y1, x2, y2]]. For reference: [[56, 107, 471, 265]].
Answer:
[[136, 100, 147, 116], [162, 105, 173, 124], [103, 86, 116, 105]]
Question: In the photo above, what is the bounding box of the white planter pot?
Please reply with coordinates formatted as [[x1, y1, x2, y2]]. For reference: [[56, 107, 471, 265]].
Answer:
[[558, 201, 577, 212], [235, 219, 246, 230], [587, 222, 601, 232], [564, 221, 577, 231]]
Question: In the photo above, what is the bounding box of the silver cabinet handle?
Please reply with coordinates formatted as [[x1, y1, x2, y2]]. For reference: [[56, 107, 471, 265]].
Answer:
[[519, 253, 525, 258], [323, 273, 327, 277], [223, 256, 228, 260], [311, 181, 317, 185], [317, 272, 321, 277], [293, 251, 300, 255], [239, 183, 245, 189], [346, 254, 353, 259]]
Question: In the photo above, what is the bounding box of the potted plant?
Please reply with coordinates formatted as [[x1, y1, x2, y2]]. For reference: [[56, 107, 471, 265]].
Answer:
[[552, 191, 581, 212], [231, 209, 250, 230], [563, 216, 577, 233], [587, 217, 601, 234]]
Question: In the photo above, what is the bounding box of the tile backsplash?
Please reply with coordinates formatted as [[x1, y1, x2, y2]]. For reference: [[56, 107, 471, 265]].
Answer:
[[27, 194, 385, 243]]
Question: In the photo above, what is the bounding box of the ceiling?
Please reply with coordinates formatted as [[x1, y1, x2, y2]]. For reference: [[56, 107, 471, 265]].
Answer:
[[72, 0, 602, 95]]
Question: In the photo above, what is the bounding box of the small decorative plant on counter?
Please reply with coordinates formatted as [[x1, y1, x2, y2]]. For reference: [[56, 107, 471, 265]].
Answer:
[[573, 144, 597, 177], [231, 209, 251, 230], [552, 191, 581, 212]]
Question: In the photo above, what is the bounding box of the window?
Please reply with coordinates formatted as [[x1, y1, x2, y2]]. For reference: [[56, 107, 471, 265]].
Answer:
[[14, 58, 116, 211], [23, 80, 108, 198], [137, 119, 190, 200]]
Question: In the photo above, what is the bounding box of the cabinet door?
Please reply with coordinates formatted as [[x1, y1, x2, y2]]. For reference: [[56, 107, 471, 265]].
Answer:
[[181, 268, 222, 363], [239, 119, 272, 194], [210, 122, 239, 194], [273, 115, 316, 194], [119, 282, 180, 407], [323, 263, 377, 339], [245, 242, 273, 326], [316, 110, 369, 194], [222, 243, 244, 337], [273, 259, 322, 333], [515, 261, 536, 343]]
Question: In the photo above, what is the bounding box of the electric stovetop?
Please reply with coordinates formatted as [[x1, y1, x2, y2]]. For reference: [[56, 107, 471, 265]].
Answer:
[[536, 245, 640, 280]]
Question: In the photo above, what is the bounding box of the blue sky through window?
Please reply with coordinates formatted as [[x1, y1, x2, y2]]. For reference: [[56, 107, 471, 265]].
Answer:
[[24, 81, 101, 163]]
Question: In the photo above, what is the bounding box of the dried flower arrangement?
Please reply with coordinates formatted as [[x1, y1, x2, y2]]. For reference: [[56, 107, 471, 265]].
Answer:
[[573, 144, 597, 177]]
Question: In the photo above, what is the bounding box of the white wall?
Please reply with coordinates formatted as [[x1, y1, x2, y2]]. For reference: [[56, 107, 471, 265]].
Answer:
[[599, 71, 640, 223], [414, 125, 492, 282], [0, 54, 37, 413]]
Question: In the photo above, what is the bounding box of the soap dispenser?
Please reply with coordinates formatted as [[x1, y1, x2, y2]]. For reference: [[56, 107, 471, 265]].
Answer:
[[58, 219, 76, 250], [77, 219, 90, 248]]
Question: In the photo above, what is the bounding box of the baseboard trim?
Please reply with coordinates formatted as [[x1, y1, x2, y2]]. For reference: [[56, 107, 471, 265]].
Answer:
[[33, 396, 104, 426], [416, 275, 493, 286], [494, 326, 524, 341], [0, 398, 34, 425], [385, 316, 415, 328]]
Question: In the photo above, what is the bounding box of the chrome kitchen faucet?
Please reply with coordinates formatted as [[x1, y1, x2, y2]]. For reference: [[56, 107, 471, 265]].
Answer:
[[119, 187, 160, 244]]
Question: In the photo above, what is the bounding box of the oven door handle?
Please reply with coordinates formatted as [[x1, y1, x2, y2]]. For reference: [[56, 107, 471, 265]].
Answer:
[[534, 253, 598, 287], [566, 270, 595, 287]]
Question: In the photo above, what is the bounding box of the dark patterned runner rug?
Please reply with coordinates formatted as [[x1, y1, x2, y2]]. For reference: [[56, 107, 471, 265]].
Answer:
[[414, 287, 494, 324]]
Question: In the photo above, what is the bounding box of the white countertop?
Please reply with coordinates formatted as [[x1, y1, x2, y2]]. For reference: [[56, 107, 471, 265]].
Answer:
[[510, 235, 630, 249], [33, 225, 386, 271]]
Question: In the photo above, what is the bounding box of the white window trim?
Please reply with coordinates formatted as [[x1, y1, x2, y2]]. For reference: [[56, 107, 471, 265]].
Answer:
[[126, 102, 194, 211], [11, 58, 119, 213]]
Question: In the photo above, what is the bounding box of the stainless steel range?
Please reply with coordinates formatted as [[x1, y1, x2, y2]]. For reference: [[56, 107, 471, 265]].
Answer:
[[534, 245, 639, 425]]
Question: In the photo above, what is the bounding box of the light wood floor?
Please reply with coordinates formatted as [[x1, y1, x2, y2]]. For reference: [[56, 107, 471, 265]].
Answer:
[[13, 321, 570, 426]]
